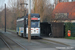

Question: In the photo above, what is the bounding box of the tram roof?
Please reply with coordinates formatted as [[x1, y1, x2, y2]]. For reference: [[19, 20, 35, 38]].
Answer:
[[26, 13, 40, 18], [17, 13, 40, 19]]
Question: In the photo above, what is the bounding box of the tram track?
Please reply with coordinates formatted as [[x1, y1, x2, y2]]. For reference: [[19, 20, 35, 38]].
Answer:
[[0, 36, 12, 50], [6, 30, 68, 47], [0, 33, 28, 50], [6, 30, 68, 46]]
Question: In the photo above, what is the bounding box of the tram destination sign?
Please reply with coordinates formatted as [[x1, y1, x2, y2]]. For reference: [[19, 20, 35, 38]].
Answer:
[[55, 13, 68, 19]]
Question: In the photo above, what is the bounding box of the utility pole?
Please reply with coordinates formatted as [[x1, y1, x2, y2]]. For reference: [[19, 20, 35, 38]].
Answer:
[[5, 4, 6, 32], [28, 0, 31, 42]]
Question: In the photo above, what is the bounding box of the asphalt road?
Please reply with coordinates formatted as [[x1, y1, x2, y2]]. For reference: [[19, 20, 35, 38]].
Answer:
[[0, 30, 75, 50]]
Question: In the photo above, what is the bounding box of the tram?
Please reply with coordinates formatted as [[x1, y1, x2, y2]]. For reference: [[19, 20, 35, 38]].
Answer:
[[16, 14, 40, 37]]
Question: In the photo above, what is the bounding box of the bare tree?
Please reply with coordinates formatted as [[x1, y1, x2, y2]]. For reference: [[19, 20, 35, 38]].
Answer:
[[0, 0, 27, 30], [5, 0, 26, 30], [33, 0, 47, 22], [32, 0, 53, 22]]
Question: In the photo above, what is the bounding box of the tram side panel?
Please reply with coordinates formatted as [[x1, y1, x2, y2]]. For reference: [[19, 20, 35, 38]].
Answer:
[[16, 18, 24, 36]]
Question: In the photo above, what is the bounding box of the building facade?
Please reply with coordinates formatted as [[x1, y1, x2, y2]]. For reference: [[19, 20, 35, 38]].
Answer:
[[52, 2, 75, 23]]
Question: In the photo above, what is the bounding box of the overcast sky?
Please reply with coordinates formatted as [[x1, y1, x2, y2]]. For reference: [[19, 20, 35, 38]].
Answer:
[[0, 0, 72, 6], [0, 0, 72, 10]]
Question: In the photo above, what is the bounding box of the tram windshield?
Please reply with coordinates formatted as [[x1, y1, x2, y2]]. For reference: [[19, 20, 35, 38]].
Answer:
[[31, 20, 40, 28]]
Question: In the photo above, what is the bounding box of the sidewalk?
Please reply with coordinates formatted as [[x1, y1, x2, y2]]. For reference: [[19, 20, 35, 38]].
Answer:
[[43, 38, 75, 47]]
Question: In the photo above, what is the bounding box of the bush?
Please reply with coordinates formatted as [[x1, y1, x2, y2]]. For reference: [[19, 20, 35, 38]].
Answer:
[[72, 33, 75, 37], [65, 22, 73, 37], [65, 22, 75, 37]]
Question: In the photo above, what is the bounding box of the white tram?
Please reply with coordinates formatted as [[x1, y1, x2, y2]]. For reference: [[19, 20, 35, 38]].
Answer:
[[16, 14, 40, 37]]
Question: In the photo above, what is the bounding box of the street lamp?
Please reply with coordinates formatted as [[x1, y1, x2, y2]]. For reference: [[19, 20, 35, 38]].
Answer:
[[20, 0, 31, 42], [20, 3, 28, 5], [20, 3, 28, 16]]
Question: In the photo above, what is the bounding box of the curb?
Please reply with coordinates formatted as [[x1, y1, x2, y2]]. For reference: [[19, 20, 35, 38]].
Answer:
[[43, 38, 70, 46]]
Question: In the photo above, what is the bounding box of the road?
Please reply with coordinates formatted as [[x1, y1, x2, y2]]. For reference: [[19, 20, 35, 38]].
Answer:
[[0, 30, 74, 50]]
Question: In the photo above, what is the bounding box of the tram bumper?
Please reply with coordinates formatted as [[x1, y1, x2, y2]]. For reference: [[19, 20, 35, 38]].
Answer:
[[26, 33, 40, 37]]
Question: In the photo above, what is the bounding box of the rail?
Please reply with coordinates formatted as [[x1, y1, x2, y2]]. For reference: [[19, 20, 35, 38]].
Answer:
[[0, 36, 12, 50]]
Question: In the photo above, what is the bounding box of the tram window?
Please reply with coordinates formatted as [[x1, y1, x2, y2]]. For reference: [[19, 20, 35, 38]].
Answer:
[[31, 20, 40, 28], [26, 20, 40, 28], [17, 20, 24, 27]]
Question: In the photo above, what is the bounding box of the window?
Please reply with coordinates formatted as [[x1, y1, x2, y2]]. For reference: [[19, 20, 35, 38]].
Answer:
[[27, 20, 40, 28]]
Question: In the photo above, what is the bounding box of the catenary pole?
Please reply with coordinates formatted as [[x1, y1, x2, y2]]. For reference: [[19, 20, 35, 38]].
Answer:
[[28, 0, 31, 42], [5, 4, 6, 32]]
